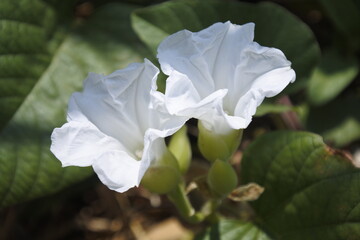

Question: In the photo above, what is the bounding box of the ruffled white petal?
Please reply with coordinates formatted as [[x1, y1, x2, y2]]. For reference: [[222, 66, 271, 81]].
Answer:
[[160, 71, 229, 118], [93, 150, 140, 192], [138, 136, 167, 183], [158, 22, 255, 97], [51, 59, 186, 192], [233, 66, 296, 126], [157, 21, 295, 133], [51, 121, 125, 167], [66, 60, 160, 153]]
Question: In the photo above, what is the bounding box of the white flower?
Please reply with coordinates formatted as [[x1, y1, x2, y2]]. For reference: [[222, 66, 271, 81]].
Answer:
[[156, 21, 296, 134], [51, 59, 185, 193]]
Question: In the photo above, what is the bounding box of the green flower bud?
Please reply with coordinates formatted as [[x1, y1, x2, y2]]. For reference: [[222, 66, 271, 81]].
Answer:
[[207, 160, 238, 197], [198, 121, 243, 162], [168, 126, 192, 174], [141, 147, 181, 194]]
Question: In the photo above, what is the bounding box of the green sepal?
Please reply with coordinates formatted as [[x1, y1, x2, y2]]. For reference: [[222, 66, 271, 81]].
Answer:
[[168, 126, 192, 174], [207, 160, 238, 198], [198, 121, 243, 162], [141, 147, 181, 194]]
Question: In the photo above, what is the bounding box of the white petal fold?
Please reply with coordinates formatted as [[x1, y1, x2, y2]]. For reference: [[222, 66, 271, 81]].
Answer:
[[51, 121, 125, 167], [157, 21, 296, 134], [93, 150, 140, 192], [51, 59, 186, 192]]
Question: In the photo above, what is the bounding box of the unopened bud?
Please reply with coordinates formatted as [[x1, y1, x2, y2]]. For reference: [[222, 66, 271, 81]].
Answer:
[[168, 126, 192, 174], [141, 147, 181, 194], [207, 160, 238, 198]]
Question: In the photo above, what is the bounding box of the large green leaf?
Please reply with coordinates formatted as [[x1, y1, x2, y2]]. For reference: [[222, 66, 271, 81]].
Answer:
[[195, 219, 271, 240], [131, 0, 320, 92], [318, 0, 360, 50], [0, 0, 60, 130], [307, 49, 359, 106], [305, 97, 360, 147], [241, 131, 360, 239], [0, 3, 149, 208]]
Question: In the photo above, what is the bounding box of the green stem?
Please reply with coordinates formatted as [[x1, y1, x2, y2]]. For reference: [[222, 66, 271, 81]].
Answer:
[[167, 183, 205, 223], [199, 198, 221, 224], [206, 198, 221, 223]]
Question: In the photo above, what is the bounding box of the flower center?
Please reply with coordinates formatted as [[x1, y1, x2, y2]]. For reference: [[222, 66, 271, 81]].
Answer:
[[135, 149, 143, 160]]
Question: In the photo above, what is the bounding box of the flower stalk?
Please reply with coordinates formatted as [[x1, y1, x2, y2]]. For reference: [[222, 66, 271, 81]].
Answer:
[[167, 183, 205, 223]]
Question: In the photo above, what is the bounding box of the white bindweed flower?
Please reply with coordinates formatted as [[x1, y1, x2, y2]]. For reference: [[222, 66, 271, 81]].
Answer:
[[156, 21, 296, 134], [51, 59, 186, 193]]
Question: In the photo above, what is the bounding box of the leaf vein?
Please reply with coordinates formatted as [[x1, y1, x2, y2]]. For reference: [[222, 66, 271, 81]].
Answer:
[[264, 171, 360, 220]]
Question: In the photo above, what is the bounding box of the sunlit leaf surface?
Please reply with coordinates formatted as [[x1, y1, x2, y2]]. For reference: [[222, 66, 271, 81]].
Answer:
[[242, 131, 360, 239], [0, 2, 149, 208]]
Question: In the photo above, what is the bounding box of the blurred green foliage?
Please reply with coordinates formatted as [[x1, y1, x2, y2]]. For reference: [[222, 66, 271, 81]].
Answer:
[[195, 219, 271, 240]]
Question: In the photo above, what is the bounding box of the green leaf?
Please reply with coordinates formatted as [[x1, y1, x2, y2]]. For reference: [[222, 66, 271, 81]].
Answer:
[[131, 0, 320, 92], [241, 131, 360, 240], [305, 97, 360, 147], [0, 3, 149, 208], [255, 103, 293, 117], [318, 0, 360, 50], [307, 49, 359, 106], [195, 219, 271, 240], [0, 0, 59, 130]]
